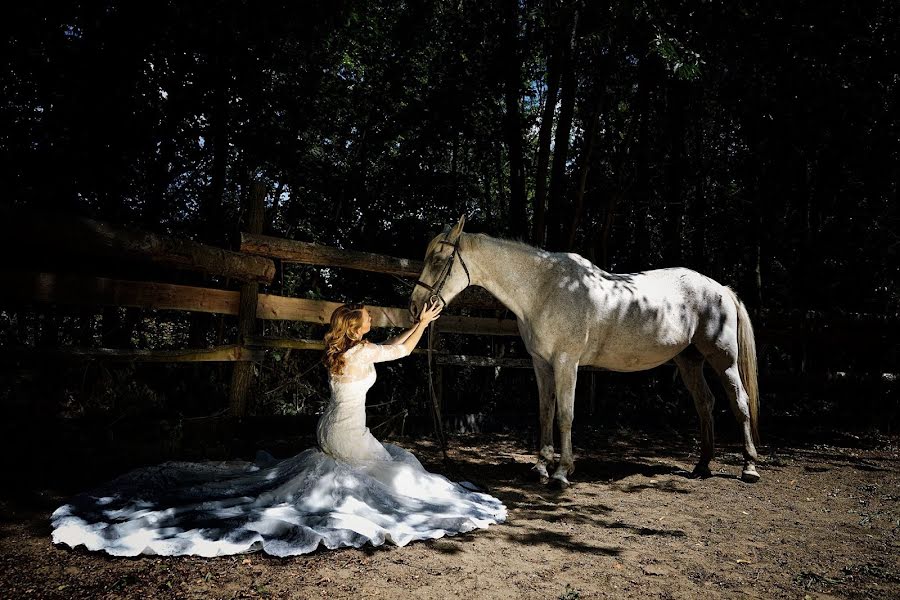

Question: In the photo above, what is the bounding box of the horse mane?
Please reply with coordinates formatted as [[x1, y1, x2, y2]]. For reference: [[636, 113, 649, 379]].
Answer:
[[467, 233, 553, 257]]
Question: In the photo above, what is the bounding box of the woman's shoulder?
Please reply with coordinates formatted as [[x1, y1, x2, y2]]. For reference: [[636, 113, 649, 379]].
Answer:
[[344, 340, 370, 354]]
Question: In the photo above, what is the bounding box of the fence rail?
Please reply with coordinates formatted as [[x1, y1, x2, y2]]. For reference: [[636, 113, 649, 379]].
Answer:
[[3, 208, 275, 283], [3, 344, 261, 363], [1, 201, 893, 418], [2, 270, 518, 335]]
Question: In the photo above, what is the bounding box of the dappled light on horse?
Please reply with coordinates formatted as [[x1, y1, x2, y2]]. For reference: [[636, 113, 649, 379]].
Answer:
[[411, 216, 761, 487]]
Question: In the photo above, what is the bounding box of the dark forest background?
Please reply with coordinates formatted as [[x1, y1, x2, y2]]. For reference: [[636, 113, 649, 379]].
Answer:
[[1, 0, 897, 456]]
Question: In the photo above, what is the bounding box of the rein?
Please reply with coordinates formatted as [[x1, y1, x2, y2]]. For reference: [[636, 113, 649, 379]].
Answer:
[[427, 320, 449, 462], [413, 235, 470, 465], [391, 234, 474, 467]]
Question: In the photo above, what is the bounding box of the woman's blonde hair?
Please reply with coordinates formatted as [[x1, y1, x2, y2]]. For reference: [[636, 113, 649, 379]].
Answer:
[[323, 303, 367, 376]]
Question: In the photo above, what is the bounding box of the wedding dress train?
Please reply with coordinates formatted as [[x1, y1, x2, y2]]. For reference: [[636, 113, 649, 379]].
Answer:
[[51, 342, 506, 556]]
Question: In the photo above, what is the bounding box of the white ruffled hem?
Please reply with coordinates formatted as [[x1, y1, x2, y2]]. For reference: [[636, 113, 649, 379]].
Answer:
[[50, 445, 506, 557]]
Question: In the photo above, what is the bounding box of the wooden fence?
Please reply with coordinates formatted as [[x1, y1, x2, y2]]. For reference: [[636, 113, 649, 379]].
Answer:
[[0, 189, 523, 418], [1, 190, 895, 422]]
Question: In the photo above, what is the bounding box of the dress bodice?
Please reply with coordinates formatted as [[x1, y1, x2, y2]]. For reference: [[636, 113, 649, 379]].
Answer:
[[317, 342, 411, 464]]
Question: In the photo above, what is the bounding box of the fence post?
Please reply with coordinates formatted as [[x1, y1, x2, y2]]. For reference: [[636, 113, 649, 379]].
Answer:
[[228, 181, 267, 417]]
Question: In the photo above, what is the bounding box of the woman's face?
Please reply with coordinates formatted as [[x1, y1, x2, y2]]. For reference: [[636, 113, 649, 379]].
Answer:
[[358, 308, 372, 336]]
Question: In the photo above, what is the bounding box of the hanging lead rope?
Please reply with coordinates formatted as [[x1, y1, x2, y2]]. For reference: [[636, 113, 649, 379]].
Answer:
[[411, 234, 470, 465], [427, 320, 449, 462]]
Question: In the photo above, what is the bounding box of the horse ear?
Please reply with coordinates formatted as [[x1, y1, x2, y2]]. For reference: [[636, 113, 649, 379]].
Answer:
[[448, 214, 466, 241]]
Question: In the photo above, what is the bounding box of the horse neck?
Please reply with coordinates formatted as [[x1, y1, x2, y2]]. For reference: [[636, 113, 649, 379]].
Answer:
[[464, 234, 541, 320]]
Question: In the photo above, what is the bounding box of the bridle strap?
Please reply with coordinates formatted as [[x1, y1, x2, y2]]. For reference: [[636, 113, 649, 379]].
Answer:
[[413, 237, 470, 307]]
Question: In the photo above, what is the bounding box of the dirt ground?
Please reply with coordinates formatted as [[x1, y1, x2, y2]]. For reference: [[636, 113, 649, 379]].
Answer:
[[1, 427, 898, 600]]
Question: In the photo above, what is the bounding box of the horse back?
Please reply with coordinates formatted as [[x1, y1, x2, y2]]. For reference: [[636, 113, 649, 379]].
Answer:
[[520, 263, 733, 371]]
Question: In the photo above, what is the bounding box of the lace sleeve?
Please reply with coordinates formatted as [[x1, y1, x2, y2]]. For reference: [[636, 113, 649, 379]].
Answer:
[[352, 342, 411, 364]]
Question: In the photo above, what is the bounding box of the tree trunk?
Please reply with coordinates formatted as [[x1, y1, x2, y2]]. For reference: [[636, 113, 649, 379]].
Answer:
[[191, 15, 230, 348], [502, 0, 528, 240], [568, 106, 599, 251], [688, 106, 707, 270], [546, 4, 580, 251], [599, 192, 622, 269], [78, 308, 95, 347], [532, 0, 568, 247], [608, 54, 653, 269], [38, 312, 59, 349], [663, 80, 686, 266], [201, 24, 229, 246], [744, 113, 766, 313], [567, 48, 614, 251], [269, 180, 285, 233], [144, 133, 176, 228]]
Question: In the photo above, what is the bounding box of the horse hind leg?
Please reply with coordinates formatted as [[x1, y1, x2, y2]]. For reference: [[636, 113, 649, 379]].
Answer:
[[715, 362, 760, 482], [532, 358, 556, 484], [675, 349, 715, 478]]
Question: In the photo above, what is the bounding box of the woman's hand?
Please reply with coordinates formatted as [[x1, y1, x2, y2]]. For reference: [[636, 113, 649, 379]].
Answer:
[[418, 298, 443, 325], [398, 299, 443, 354]]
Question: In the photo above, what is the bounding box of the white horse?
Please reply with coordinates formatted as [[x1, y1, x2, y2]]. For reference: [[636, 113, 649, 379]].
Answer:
[[409, 216, 760, 486]]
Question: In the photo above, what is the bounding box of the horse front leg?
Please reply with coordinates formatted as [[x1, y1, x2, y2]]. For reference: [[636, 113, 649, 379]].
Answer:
[[551, 363, 578, 488], [532, 358, 556, 484]]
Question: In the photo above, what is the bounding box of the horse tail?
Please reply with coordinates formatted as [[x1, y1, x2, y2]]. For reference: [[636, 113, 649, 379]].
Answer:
[[726, 287, 760, 445]]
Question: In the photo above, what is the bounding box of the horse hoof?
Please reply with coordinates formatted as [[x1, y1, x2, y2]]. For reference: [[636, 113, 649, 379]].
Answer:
[[741, 468, 760, 483], [550, 475, 570, 490], [690, 466, 712, 479], [533, 464, 550, 485]]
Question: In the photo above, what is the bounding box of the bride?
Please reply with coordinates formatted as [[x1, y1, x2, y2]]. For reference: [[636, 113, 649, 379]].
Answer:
[[51, 300, 506, 556]]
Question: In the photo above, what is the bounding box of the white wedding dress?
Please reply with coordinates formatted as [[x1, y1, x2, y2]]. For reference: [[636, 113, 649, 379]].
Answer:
[[51, 342, 506, 556]]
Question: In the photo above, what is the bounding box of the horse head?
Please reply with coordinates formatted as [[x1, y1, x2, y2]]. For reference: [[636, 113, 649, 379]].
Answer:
[[409, 214, 470, 320]]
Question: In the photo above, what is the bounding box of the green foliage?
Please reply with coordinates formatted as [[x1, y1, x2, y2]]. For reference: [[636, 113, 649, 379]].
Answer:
[[650, 32, 703, 80], [1, 0, 896, 425]]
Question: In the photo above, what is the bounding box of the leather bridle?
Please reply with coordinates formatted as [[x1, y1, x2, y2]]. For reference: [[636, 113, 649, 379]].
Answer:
[[412, 236, 470, 309]]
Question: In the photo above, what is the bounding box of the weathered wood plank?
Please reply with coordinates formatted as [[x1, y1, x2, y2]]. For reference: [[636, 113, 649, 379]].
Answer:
[[241, 233, 504, 310], [254, 295, 418, 328], [434, 355, 607, 371], [242, 232, 423, 277], [2, 271, 240, 314], [434, 354, 535, 368], [435, 315, 520, 336], [24, 271, 874, 344], [3, 344, 260, 362], [245, 336, 443, 356], [3, 209, 275, 283], [0, 272, 536, 335], [254, 295, 520, 334], [3, 272, 520, 335], [230, 182, 268, 416], [246, 336, 326, 351]]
